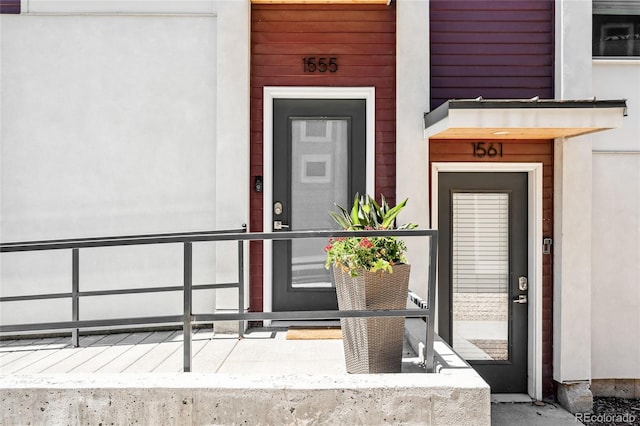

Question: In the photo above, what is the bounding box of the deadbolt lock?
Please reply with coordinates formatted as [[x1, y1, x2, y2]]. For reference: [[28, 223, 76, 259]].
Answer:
[[274, 201, 283, 216], [518, 276, 528, 291]]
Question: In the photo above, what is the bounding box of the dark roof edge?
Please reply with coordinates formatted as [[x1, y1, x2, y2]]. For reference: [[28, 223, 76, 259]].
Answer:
[[423, 100, 450, 129], [424, 98, 628, 128]]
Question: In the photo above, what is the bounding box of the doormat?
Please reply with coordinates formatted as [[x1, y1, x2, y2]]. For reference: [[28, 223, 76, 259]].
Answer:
[[286, 326, 342, 340]]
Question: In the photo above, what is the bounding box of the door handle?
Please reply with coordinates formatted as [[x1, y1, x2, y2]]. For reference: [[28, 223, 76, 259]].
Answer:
[[274, 221, 290, 230], [513, 295, 528, 304]]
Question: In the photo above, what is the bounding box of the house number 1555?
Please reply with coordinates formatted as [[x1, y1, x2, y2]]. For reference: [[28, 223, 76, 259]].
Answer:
[[302, 57, 338, 73], [472, 142, 503, 158]]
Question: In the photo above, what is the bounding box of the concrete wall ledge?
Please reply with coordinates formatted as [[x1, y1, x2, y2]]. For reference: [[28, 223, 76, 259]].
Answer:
[[1, 372, 489, 425]]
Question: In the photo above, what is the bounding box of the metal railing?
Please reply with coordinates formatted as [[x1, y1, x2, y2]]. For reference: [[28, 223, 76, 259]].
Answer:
[[0, 228, 438, 372]]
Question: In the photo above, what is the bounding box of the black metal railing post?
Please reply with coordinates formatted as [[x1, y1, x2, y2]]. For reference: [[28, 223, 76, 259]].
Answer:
[[237, 239, 244, 338], [71, 248, 80, 347], [425, 231, 438, 373], [183, 242, 193, 372]]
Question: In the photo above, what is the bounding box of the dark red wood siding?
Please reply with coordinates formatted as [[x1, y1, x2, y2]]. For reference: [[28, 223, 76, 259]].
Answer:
[[430, 0, 554, 110], [429, 139, 555, 398], [0, 0, 20, 13], [250, 4, 396, 312]]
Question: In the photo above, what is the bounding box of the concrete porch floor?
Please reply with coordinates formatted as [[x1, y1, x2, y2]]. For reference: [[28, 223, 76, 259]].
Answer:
[[0, 327, 430, 376], [0, 326, 491, 425], [0, 326, 581, 425]]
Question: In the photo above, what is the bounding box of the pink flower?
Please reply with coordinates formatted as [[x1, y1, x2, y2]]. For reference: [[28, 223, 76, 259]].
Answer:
[[324, 244, 333, 252], [359, 238, 373, 249]]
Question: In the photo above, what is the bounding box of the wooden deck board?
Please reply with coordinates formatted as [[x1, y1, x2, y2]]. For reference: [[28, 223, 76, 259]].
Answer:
[[68, 332, 154, 373], [94, 331, 176, 373], [153, 338, 210, 372], [45, 333, 133, 373], [152, 329, 215, 372], [121, 331, 183, 373], [2, 335, 104, 374], [0, 349, 57, 373], [1, 330, 271, 375], [192, 337, 239, 373], [0, 336, 70, 352], [0, 336, 76, 373]]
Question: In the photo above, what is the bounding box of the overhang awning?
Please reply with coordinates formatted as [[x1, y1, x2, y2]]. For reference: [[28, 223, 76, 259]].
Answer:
[[424, 98, 628, 140]]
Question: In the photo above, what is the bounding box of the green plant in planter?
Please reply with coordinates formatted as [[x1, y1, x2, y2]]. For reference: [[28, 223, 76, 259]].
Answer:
[[324, 194, 417, 277]]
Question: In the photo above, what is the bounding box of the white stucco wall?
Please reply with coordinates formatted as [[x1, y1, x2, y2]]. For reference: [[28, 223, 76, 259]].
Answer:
[[213, 1, 250, 314], [553, 0, 594, 383], [0, 13, 228, 325], [591, 60, 640, 379], [396, 0, 431, 302]]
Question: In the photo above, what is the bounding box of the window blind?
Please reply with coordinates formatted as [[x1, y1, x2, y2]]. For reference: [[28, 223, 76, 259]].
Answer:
[[452, 193, 509, 294]]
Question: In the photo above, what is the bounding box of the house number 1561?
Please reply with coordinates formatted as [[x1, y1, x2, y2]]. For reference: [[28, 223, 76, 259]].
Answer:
[[472, 142, 503, 158]]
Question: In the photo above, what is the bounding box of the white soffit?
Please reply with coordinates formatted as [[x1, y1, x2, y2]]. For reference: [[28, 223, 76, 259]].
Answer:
[[424, 99, 628, 140]]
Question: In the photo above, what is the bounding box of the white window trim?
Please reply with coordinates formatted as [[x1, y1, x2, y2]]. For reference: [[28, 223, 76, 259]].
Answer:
[[262, 86, 375, 318], [431, 162, 544, 401]]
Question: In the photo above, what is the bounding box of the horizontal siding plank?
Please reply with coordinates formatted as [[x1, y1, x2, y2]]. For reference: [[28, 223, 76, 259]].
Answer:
[[252, 4, 390, 12], [432, 54, 552, 67], [431, 65, 552, 78], [431, 32, 552, 45], [430, 142, 552, 155], [427, 154, 552, 163], [252, 65, 395, 78], [432, 76, 552, 88], [431, 10, 551, 22], [253, 54, 394, 66], [253, 43, 394, 55], [252, 76, 394, 87], [0, 0, 19, 13], [252, 32, 395, 44], [431, 43, 552, 56], [431, 21, 552, 33], [253, 9, 392, 21], [430, 0, 553, 12], [253, 20, 395, 33], [431, 88, 552, 100]]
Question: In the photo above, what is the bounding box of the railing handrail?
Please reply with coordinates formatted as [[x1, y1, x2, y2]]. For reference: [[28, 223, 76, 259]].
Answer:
[[0, 227, 248, 252], [0, 227, 438, 372], [1, 228, 431, 252]]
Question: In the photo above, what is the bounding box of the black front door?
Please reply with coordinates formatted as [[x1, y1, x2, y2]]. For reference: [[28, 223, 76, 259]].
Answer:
[[438, 172, 528, 393], [272, 99, 366, 311]]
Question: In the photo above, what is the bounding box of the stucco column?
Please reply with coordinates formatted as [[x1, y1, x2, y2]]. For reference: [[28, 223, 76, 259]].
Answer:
[[553, 136, 593, 382], [396, 0, 430, 300], [214, 0, 251, 321], [553, 0, 593, 412]]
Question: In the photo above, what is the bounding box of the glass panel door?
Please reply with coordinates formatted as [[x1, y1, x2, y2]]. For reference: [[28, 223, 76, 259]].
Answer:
[[438, 172, 528, 393], [272, 99, 366, 312], [290, 119, 349, 288]]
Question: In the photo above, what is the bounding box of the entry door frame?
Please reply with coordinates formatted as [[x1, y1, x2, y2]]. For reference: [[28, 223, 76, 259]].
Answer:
[[431, 162, 543, 400], [262, 86, 376, 317]]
